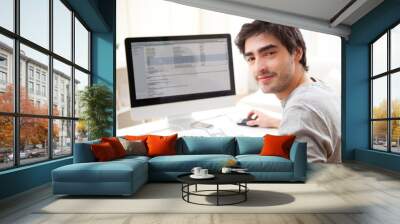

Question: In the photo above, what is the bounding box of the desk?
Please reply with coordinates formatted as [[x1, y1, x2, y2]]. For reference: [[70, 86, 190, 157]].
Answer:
[[116, 106, 279, 137]]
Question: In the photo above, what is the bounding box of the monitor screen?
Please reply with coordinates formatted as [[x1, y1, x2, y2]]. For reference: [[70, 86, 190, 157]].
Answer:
[[125, 34, 235, 108]]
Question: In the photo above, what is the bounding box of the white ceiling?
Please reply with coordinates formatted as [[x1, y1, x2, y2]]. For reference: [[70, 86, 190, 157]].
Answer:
[[226, 0, 352, 23], [166, 0, 384, 38]]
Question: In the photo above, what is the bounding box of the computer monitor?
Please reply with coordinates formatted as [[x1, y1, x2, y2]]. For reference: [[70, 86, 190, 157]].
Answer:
[[124, 34, 236, 122]]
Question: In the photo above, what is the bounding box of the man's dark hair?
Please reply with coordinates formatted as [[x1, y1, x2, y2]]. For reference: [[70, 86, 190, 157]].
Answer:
[[235, 20, 308, 71]]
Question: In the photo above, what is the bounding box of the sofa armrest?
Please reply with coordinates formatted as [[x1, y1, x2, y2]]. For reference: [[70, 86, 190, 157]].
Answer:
[[289, 141, 307, 182], [73, 140, 100, 163]]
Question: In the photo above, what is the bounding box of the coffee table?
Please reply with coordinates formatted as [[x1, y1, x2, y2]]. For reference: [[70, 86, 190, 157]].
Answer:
[[177, 172, 255, 206]]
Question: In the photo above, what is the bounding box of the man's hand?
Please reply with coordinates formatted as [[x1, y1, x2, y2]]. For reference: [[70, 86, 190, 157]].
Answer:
[[246, 110, 281, 128]]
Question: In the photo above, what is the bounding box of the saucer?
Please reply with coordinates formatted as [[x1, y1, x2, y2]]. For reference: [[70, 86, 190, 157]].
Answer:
[[190, 174, 215, 179]]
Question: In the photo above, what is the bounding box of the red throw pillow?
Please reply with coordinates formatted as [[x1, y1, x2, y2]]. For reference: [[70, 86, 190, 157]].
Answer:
[[146, 134, 178, 157], [101, 137, 127, 158], [91, 142, 117, 161], [124, 135, 149, 141], [259, 134, 296, 159]]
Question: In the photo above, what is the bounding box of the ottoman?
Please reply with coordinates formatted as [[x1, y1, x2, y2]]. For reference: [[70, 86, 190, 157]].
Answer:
[[52, 158, 148, 196]]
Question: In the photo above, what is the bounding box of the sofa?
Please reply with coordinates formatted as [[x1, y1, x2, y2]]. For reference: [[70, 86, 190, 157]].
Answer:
[[52, 136, 307, 196]]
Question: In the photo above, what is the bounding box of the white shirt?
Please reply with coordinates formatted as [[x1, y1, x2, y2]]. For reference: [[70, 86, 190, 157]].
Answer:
[[278, 79, 341, 163]]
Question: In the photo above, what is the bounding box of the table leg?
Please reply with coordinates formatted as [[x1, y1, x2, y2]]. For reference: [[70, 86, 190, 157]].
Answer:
[[245, 183, 247, 201], [195, 184, 197, 192], [217, 184, 219, 206]]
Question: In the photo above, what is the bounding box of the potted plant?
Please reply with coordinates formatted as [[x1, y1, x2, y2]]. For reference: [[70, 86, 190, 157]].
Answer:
[[79, 84, 113, 140]]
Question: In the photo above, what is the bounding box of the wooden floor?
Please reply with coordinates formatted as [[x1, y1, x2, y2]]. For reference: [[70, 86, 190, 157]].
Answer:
[[1, 162, 400, 224]]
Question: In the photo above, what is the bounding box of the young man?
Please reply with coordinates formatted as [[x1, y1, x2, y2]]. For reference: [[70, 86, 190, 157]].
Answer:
[[235, 20, 341, 163]]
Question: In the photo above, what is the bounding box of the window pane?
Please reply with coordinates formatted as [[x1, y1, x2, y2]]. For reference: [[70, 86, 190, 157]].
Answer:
[[53, 119, 72, 158], [0, 116, 13, 170], [392, 24, 400, 70], [20, 44, 49, 115], [372, 77, 387, 119], [74, 69, 89, 118], [53, 0, 72, 60], [75, 120, 88, 143], [372, 121, 387, 151], [0, 0, 14, 31], [0, 34, 14, 112], [391, 120, 400, 153], [74, 18, 89, 70], [20, 0, 49, 49], [53, 59, 72, 117], [20, 117, 49, 165], [372, 34, 387, 76], [391, 72, 400, 118]]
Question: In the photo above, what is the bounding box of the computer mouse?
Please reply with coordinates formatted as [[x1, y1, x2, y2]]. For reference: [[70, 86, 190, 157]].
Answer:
[[236, 117, 258, 127]]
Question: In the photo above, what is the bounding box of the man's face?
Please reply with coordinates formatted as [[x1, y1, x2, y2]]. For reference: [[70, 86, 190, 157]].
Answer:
[[244, 33, 298, 94]]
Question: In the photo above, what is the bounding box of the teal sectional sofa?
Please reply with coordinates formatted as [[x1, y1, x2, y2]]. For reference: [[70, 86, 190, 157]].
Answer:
[[52, 136, 307, 196]]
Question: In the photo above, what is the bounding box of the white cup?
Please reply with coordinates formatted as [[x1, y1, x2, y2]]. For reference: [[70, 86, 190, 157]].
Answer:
[[200, 169, 208, 176], [191, 167, 202, 176], [221, 167, 232, 174]]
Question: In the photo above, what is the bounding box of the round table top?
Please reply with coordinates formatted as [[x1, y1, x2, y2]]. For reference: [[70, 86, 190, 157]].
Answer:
[[177, 172, 255, 185]]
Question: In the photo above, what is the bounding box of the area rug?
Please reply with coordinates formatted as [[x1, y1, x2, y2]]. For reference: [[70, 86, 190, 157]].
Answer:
[[37, 183, 362, 214]]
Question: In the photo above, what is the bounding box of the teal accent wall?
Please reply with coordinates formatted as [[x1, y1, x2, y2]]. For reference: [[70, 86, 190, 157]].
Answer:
[[0, 0, 116, 200], [344, 0, 400, 171], [91, 0, 116, 136], [0, 158, 72, 199]]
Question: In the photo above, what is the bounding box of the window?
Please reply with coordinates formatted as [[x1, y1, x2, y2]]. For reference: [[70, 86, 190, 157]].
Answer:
[[28, 81, 34, 94], [53, 59, 72, 117], [28, 67, 34, 80], [74, 18, 89, 70], [74, 69, 89, 118], [53, 119, 72, 158], [0, 0, 14, 32], [0, 34, 13, 113], [53, 0, 72, 60], [0, 71, 6, 85], [0, 54, 7, 67], [0, 116, 13, 170], [0, 54, 7, 88], [0, 0, 91, 170], [20, 0, 49, 49], [42, 85, 46, 97], [371, 23, 400, 154], [35, 70, 40, 81], [36, 83, 40, 95]]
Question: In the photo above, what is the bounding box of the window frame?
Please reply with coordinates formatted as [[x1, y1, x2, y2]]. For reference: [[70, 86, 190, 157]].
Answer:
[[370, 20, 400, 154], [0, 0, 92, 171]]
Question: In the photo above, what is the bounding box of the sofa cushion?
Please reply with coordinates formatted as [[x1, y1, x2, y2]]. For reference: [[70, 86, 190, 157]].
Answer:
[[178, 137, 236, 155], [53, 159, 147, 183], [235, 137, 263, 155], [147, 134, 178, 157], [260, 134, 296, 159], [91, 142, 118, 161], [101, 137, 127, 158], [125, 135, 149, 141], [236, 155, 293, 172], [118, 138, 147, 156], [148, 154, 235, 172]]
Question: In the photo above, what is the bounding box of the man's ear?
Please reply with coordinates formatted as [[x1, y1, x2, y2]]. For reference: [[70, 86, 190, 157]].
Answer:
[[294, 47, 303, 63]]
